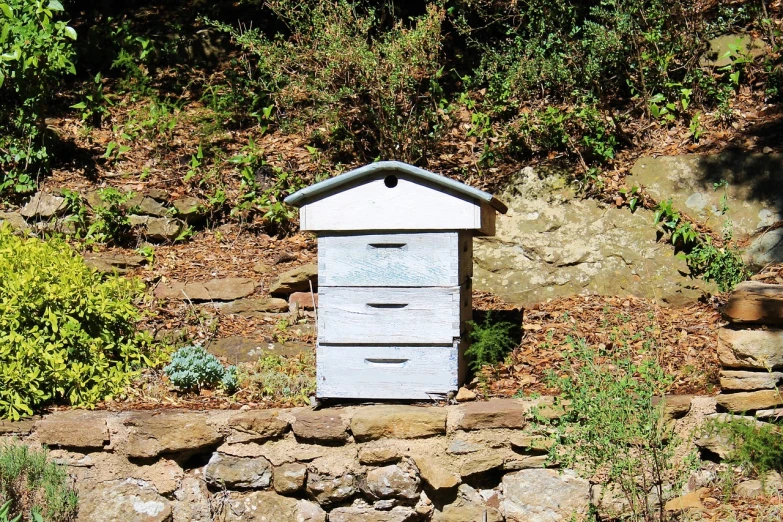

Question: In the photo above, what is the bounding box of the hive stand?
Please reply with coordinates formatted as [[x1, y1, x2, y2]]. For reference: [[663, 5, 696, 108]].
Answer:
[[284, 161, 507, 400]]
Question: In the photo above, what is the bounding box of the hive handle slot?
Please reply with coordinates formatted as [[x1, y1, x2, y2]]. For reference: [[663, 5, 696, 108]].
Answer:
[[366, 303, 408, 309], [365, 358, 408, 368], [368, 243, 407, 249]]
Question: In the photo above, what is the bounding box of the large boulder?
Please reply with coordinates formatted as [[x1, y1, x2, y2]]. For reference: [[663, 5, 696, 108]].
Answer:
[[502, 469, 590, 522], [746, 229, 783, 269], [628, 153, 783, 239], [474, 167, 712, 307], [700, 34, 766, 68]]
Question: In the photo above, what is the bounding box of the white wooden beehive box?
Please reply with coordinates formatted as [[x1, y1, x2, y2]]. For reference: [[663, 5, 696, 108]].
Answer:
[[284, 161, 507, 399]]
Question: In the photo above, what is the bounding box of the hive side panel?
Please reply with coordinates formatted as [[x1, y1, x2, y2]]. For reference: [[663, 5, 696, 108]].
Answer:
[[317, 286, 463, 344], [301, 177, 481, 231], [316, 344, 459, 399], [319, 232, 464, 287]]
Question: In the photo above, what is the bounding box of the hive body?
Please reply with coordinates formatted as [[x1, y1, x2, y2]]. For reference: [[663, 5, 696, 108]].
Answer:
[[284, 161, 506, 399]]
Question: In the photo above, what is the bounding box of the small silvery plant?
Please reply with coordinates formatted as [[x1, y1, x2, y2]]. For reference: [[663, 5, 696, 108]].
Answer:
[[164, 344, 238, 393]]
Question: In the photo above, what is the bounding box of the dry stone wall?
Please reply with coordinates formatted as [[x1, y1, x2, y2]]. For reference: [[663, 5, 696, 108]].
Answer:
[[0, 395, 709, 522], [0, 398, 597, 522]]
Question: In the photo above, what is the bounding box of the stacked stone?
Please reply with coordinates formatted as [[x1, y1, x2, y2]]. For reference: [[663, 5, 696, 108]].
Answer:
[[717, 281, 783, 417], [0, 398, 621, 522]]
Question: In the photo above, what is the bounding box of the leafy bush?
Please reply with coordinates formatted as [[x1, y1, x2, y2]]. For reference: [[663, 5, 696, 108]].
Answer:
[[163, 345, 237, 393], [0, 0, 77, 196], [0, 439, 78, 521], [701, 416, 783, 477], [0, 225, 158, 420], [466, 312, 518, 370], [547, 337, 697, 521], [209, 1, 447, 163]]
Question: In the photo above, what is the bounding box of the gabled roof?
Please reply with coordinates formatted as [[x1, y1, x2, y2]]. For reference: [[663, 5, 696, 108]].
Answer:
[[284, 161, 508, 214]]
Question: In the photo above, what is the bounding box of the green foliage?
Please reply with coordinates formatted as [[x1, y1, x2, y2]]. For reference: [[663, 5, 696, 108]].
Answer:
[[547, 337, 697, 521], [701, 416, 783, 477], [0, 440, 77, 522], [466, 313, 518, 370], [0, 226, 158, 419], [70, 73, 112, 128], [685, 239, 749, 293], [240, 351, 316, 406], [0, 0, 77, 196], [86, 188, 134, 244], [163, 345, 237, 393], [208, 1, 448, 163]]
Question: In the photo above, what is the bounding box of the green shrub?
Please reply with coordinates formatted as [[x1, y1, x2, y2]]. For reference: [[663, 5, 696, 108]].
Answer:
[[0, 439, 78, 521], [164, 345, 237, 393], [208, 1, 447, 163], [0, 225, 159, 420], [702, 416, 783, 477], [466, 312, 518, 370], [547, 337, 697, 521], [0, 0, 77, 196]]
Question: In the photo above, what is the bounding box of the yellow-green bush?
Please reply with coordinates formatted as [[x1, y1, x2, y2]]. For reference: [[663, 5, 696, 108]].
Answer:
[[0, 226, 157, 420]]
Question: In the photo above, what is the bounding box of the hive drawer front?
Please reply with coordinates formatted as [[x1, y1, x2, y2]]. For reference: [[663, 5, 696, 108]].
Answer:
[[317, 286, 469, 344], [318, 232, 471, 287], [317, 344, 460, 399]]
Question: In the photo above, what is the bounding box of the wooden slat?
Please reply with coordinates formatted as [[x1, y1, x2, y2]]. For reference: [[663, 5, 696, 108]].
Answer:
[[319, 232, 471, 287], [316, 343, 461, 399], [317, 286, 469, 344]]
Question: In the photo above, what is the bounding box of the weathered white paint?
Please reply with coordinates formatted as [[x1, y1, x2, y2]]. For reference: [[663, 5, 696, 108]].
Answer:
[[316, 343, 460, 399], [301, 175, 486, 231], [317, 286, 470, 344], [319, 232, 472, 287]]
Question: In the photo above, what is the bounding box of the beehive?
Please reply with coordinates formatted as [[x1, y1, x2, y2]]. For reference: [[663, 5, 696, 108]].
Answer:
[[284, 161, 507, 399]]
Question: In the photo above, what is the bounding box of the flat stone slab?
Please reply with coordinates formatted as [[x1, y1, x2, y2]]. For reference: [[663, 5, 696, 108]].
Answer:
[[77, 479, 172, 522], [716, 390, 783, 412], [351, 406, 447, 441], [0, 417, 39, 435], [227, 410, 289, 442], [221, 491, 325, 522], [502, 469, 589, 522], [207, 336, 311, 363], [270, 264, 318, 295], [155, 278, 256, 301], [412, 455, 460, 491], [724, 282, 783, 325], [21, 192, 66, 218], [36, 411, 109, 449], [292, 410, 349, 444], [700, 34, 766, 68], [83, 253, 146, 274], [455, 399, 527, 430], [720, 370, 783, 391], [123, 411, 223, 458], [628, 152, 783, 238], [718, 327, 783, 370], [213, 297, 289, 315]]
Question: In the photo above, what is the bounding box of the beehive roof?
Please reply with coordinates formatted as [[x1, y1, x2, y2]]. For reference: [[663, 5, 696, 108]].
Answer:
[[284, 161, 508, 214]]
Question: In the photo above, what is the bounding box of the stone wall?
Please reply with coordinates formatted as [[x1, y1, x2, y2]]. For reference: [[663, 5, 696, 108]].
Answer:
[[716, 281, 783, 416], [0, 395, 708, 522]]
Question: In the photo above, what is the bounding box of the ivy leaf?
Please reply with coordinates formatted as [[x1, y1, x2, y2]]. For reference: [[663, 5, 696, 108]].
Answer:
[[47, 0, 64, 11], [64, 26, 77, 40], [0, 3, 13, 18]]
